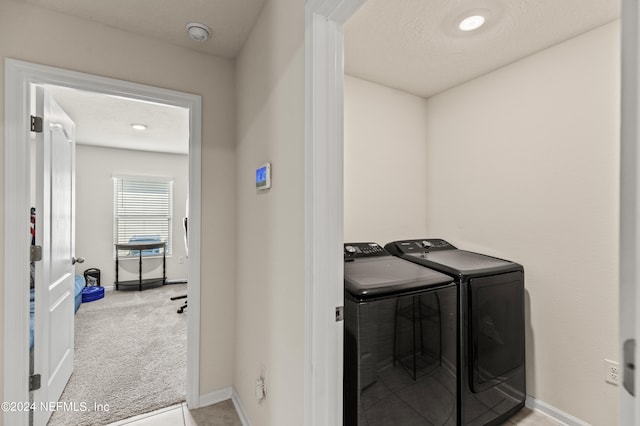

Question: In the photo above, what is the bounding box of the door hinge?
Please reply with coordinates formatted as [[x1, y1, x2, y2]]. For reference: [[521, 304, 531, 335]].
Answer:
[[30, 115, 43, 133], [29, 374, 41, 391], [30, 245, 42, 262], [335, 306, 344, 322]]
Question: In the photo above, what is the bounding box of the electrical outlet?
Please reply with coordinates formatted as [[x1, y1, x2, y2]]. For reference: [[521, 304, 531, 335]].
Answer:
[[255, 377, 266, 402], [605, 359, 620, 386], [255, 365, 267, 403]]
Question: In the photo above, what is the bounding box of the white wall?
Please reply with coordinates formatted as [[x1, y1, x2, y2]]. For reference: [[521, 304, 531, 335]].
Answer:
[[234, 0, 305, 424], [344, 21, 620, 426], [423, 22, 620, 425], [74, 145, 188, 288], [344, 75, 430, 244], [0, 0, 237, 411]]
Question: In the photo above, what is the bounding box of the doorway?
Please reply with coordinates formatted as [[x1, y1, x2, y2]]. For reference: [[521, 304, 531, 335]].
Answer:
[[47, 84, 189, 425], [308, 1, 626, 425], [4, 59, 202, 426]]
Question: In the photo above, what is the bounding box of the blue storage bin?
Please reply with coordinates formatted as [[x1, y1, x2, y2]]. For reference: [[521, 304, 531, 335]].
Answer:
[[82, 286, 104, 303]]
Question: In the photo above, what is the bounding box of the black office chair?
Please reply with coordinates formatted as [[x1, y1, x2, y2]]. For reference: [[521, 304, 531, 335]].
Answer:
[[171, 217, 188, 314], [171, 294, 187, 314]]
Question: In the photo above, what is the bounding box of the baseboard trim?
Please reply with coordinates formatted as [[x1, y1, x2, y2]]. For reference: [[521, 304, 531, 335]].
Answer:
[[198, 387, 233, 408], [526, 394, 590, 426], [101, 281, 187, 292], [165, 279, 188, 284], [197, 387, 251, 425], [200, 389, 588, 426], [232, 387, 251, 426]]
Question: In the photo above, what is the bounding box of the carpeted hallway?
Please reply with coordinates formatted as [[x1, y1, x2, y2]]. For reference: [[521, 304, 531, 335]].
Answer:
[[47, 284, 188, 426]]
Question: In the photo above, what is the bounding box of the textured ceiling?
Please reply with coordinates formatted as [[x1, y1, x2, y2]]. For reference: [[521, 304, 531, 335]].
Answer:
[[26, 0, 621, 153], [345, 0, 620, 98], [15, 0, 265, 58], [45, 85, 190, 155], [17, 0, 264, 154]]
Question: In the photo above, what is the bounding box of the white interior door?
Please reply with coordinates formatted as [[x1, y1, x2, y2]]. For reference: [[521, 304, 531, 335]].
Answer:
[[33, 86, 77, 426]]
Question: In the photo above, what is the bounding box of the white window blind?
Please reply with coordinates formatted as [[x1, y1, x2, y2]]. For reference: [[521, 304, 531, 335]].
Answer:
[[113, 176, 173, 257]]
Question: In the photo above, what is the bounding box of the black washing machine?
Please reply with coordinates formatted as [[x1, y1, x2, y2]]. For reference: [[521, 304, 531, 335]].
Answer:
[[344, 242, 458, 426], [385, 239, 525, 426]]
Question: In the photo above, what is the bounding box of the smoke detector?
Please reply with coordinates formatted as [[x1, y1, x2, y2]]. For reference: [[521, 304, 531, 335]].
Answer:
[[186, 22, 211, 42]]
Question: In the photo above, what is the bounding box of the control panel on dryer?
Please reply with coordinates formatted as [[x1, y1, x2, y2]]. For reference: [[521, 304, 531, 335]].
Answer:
[[344, 242, 388, 260], [385, 239, 456, 256]]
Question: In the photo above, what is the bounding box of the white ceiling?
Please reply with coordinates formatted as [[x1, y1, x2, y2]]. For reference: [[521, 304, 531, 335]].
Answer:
[[19, 0, 266, 155], [16, 0, 265, 58], [45, 85, 190, 155], [26, 0, 620, 154], [345, 0, 620, 98]]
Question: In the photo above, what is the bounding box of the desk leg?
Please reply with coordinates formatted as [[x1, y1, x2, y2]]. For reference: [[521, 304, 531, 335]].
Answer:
[[115, 253, 119, 291], [138, 251, 143, 291]]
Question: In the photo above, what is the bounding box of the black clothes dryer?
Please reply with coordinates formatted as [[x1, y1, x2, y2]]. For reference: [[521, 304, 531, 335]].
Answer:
[[385, 239, 525, 426], [344, 242, 458, 426]]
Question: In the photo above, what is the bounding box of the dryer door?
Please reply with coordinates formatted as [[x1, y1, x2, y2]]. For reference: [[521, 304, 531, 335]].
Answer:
[[468, 271, 524, 393]]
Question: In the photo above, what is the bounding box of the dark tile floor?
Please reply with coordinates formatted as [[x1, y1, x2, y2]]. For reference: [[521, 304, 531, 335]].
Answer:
[[108, 396, 563, 426]]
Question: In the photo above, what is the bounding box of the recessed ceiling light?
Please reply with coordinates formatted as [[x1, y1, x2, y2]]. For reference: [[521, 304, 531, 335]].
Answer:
[[186, 22, 211, 42], [458, 15, 485, 32], [131, 123, 147, 131]]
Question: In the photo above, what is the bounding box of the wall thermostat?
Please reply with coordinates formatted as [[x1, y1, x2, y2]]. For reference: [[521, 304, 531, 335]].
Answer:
[[256, 163, 271, 190]]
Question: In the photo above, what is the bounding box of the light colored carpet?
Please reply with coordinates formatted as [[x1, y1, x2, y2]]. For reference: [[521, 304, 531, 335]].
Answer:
[[47, 284, 187, 426]]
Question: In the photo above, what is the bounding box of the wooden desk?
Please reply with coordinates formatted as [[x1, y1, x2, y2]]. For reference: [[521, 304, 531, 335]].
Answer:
[[115, 242, 166, 291]]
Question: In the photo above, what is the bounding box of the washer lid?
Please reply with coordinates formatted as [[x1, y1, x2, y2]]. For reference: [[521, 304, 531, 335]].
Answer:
[[406, 249, 520, 279], [344, 256, 453, 300]]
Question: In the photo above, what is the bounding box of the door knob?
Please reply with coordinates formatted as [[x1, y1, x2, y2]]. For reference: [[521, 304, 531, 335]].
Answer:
[[72, 256, 85, 265]]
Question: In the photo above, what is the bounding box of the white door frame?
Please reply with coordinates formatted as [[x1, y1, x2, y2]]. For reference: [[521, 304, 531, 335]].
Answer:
[[304, 1, 365, 424], [3, 58, 202, 426], [620, 0, 640, 423]]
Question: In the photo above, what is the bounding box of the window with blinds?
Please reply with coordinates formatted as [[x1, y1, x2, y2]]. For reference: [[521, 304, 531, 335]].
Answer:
[[113, 176, 173, 257]]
